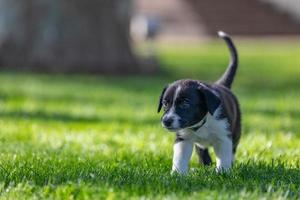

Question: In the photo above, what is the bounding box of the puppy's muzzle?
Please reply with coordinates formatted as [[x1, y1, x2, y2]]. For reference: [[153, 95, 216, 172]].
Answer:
[[161, 114, 181, 131], [162, 116, 173, 128]]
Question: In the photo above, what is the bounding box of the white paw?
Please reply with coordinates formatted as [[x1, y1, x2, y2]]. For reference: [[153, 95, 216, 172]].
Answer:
[[215, 166, 230, 173], [190, 167, 198, 173], [170, 168, 187, 175]]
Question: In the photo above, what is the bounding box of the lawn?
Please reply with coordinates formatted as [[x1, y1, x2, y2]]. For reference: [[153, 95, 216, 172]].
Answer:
[[0, 39, 300, 199]]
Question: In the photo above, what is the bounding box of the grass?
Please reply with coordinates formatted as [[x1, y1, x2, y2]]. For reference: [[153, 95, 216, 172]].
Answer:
[[0, 39, 300, 199]]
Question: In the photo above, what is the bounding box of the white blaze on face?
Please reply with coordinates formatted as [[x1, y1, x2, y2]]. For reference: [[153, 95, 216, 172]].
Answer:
[[163, 86, 181, 129]]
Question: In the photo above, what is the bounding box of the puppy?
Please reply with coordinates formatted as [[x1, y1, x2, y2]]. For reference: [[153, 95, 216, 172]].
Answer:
[[157, 31, 241, 174]]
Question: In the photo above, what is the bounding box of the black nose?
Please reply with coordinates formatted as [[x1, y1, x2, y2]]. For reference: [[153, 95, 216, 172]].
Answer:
[[163, 117, 173, 127]]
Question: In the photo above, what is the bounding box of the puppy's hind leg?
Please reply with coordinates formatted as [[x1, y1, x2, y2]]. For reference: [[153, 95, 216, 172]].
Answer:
[[195, 145, 212, 166], [213, 138, 233, 172]]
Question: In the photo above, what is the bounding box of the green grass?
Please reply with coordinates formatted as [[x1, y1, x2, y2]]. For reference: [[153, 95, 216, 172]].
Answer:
[[0, 39, 300, 199]]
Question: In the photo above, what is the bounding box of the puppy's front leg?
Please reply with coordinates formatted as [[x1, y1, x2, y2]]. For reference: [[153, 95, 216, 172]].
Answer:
[[172, 139, 193, 174], [213, 137, 233, 172]]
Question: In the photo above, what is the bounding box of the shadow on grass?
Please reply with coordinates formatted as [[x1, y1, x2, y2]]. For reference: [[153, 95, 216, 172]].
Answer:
[[0, 110, 158, 125], [0, 151, 298, 198], [245, 108, 300, 119]]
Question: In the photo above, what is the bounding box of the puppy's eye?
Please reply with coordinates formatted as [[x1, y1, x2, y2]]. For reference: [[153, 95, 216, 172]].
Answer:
[[180, 100, 190, 109], [162, 100, 169, 109]]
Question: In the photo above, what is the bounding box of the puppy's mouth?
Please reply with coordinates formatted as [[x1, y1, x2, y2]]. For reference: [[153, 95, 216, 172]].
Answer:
[[161, 119, 188, 132], [165, 127, 181, 132]]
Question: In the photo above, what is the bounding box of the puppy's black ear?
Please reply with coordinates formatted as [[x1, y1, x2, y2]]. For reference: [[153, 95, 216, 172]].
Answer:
[[199, 85, 221, 115], [157, 85, 168, 113]]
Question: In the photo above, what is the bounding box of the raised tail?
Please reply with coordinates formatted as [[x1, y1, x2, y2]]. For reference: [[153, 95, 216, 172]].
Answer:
[[215, 31, 238, 89]]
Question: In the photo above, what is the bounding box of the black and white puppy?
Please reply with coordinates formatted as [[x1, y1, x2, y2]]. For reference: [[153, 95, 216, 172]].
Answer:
[[157, 31, 241, 174]]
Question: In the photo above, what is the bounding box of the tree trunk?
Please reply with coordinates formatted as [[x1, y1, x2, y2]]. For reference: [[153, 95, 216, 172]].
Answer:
[[0, 0, 139, 73]]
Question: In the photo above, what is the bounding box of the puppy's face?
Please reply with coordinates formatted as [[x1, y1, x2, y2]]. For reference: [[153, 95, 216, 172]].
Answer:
[[158, 80, 220, 132]]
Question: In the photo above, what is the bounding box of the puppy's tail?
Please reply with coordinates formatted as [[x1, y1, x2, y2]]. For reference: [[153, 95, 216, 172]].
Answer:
[[215, 31, 238, 89]]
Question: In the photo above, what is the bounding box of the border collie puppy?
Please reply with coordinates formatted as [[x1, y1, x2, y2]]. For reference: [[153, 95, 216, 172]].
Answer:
[[158, 31, 241, 173]]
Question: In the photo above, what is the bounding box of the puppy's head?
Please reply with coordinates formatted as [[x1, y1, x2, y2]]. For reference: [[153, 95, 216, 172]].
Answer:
[[157, 80, 220, 132]]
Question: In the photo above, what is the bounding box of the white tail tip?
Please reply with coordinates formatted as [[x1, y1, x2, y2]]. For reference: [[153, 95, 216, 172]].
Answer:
[[218, 31, 227, 37]]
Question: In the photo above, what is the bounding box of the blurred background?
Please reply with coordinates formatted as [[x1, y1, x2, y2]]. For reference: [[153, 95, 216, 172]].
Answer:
[[1, 0, 300, 73]]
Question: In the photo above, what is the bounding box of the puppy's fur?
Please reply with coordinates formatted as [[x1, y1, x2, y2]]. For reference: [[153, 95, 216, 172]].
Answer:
[[158, 31, 241, 173]]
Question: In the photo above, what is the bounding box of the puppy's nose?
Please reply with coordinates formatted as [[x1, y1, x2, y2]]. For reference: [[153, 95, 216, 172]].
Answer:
[[163, 117, 173, 127]]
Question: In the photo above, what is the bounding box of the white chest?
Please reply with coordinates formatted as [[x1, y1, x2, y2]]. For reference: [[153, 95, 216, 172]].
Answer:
[[178, 112, 230, 147]]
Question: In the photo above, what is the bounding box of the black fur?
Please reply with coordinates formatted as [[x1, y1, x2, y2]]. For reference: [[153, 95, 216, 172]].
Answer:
[[160, 80, 209, 129], [199, 84, 221, 115], [216, 32, 238, 89], [157, 85, 168, 113], [195, 146, 212, 166], [159, 80, 222, 130]]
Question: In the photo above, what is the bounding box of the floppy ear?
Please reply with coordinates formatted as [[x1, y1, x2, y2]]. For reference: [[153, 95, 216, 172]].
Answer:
[[199, 85, 221, 115], [157, 85, 168, 113]]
